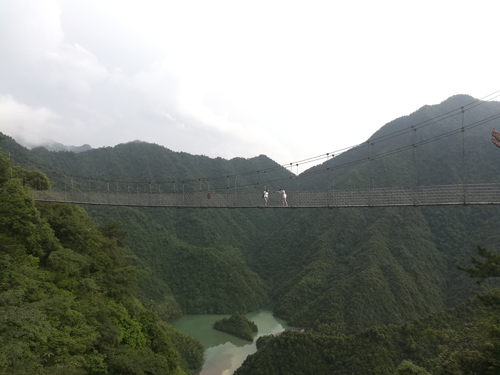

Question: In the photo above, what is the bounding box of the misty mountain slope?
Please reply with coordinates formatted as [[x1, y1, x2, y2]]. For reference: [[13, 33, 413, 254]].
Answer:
[[0, 133, 61, 175], [1, 135, 299, 318], [298, 94, 500, 191], [241, 94, 500, 328], [3, 94, 500, 334], [29, 140, 296, 193]]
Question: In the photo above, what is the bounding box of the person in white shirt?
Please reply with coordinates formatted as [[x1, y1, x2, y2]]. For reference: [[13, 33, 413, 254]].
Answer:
[[263, 189, 269, 207], [278, 189, 288, 207]]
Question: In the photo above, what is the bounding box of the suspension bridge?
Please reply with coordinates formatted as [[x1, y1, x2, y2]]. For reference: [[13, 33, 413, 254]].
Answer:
[[19, 92, 500, 209], [30, 183, 500, 208]]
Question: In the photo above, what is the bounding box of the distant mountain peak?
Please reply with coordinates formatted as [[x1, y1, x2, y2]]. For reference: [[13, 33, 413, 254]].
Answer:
[[22, 138, 92, 153], [440, 94, 476, 106]]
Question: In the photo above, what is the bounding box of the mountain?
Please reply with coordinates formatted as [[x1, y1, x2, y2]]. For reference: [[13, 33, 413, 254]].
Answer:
[[0, 136, 292, 319], [0, 151, 204, 374], [3, 94, 500, 326], [19, 137, 92, 153], [233, 296, 498, 375], [2, 94, 500, 373], [249, 94, 500, 328]]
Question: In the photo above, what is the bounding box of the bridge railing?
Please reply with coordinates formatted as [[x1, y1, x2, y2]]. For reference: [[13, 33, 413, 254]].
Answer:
[[31, 183, 500, 208]]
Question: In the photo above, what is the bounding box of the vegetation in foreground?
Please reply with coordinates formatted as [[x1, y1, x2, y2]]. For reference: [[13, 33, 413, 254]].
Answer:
[[5, 94, 500, 334], [3, 94, 500, 373], [213, 312, 258, 341], [0, 149, 203, 374]]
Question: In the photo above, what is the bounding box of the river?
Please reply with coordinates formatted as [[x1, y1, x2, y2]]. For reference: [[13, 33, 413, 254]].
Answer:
[[171, 305, 291, 375]]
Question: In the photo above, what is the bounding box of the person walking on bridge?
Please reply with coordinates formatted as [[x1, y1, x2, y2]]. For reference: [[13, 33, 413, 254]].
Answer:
[[262, 189, 269, 207], [278, 189, 288, 207]]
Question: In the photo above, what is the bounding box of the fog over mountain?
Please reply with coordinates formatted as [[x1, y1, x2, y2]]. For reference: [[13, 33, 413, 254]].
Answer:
[[27, 138, 92, 153], [1, 1, 499, 165], [2, 93, 500, 374]]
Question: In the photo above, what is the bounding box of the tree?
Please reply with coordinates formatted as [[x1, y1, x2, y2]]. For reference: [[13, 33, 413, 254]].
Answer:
[[459, 245, 500, 280], [98, 220, 127, 248], [394, 360, 431, 375], [12, 166, 51, 190], [0, 148, 10, 184], [433, 246, 500, 374], [213, 312, 258, 341], [0, 165, 203, 374]]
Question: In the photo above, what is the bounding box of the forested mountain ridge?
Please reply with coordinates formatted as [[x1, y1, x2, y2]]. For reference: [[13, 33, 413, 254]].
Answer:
[[231, 94, 500, 373], [2, 94, 500, 373], [3, 95, 500, 322], [3, 94, 500, 327], [258, 207, 448, 331], [235, 294, 500, 374], [247, 94, 500, 329], [0, 135, 289, 319], [235, 247, 500, 374], [0, 150, 203, 374], [300, 94, 500, 191]]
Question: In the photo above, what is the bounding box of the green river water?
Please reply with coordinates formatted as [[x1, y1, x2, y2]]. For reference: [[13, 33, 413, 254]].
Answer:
[[171, 305, 291, 375]]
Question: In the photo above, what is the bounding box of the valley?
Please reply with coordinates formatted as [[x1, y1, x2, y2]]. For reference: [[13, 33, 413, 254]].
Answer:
[[2, 94, 500, 374]]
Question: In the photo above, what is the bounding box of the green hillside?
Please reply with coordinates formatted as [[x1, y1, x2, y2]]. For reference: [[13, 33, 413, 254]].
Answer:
[[0, 150, 203, 375], [0, 135, 289, 319], [81, 206, 271, 319], [2, 94, 500, 373], [246, 94, 500, 329], [234, 247, 500, 375], [3, 95, 500, 329], [233, 299, 492, 375]]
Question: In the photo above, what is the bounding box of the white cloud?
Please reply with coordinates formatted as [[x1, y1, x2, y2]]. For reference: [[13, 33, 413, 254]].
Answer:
[[0, 95, 61, 146], [42, 43, 109, 96], [0, 0, 109, 100], [1, 0, 499, 167], [0, 0, 63, 60]]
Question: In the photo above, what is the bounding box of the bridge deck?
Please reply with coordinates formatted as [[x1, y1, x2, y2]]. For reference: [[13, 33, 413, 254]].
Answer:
[[31, 183, 500, 208]]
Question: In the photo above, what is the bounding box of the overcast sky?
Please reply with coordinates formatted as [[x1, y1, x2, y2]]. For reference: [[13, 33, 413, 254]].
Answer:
[[1, 0, 499, 169]]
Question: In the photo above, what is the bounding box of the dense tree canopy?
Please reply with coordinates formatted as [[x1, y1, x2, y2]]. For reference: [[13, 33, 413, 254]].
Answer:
[[235, 247, 500, 375], [0, 149, 203, 375], [3, 94, 500, 373], [213, 313, 258, 341]]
